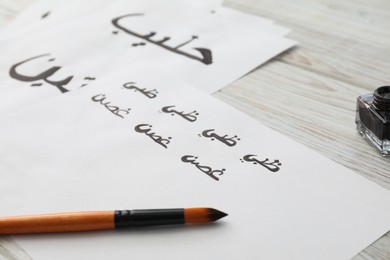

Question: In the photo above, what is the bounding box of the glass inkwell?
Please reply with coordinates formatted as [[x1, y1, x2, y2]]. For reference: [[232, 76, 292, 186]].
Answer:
[[356, 86, 390, 156]]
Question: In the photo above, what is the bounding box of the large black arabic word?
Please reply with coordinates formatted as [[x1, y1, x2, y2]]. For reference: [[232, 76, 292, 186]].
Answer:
[[181, 155, 225, 181], [9, 54, 73, 93], [91, 94, 131, 119], [200, 129, 240, 147], [123, 82, 158, 99], [162, 105, 199, 122], [111, 13, 213, 65], [241, 154, 282, 172], [135, 124, 172, 149]]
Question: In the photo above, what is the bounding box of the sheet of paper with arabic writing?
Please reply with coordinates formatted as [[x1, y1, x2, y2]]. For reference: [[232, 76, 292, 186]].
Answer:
[[0, 1, 294, 118], [0, 62, 389, 260]]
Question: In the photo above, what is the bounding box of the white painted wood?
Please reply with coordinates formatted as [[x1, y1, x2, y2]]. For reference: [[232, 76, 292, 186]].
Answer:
[[0, 0, 389, 259], [224, 0, 390, 89]]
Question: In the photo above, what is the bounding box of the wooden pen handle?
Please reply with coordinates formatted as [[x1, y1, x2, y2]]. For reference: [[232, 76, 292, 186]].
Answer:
[[0, 211, 115, 234]]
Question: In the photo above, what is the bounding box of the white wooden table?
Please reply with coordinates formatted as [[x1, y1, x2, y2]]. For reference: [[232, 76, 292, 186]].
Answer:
[[1, 0, 389, 259]]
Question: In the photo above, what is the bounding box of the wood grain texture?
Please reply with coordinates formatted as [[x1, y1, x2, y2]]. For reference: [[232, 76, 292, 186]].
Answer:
[[0, 0, 389, 259]]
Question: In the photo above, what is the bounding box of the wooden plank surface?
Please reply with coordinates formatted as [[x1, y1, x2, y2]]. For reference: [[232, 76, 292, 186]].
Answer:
[[0, 0, 389, 259]]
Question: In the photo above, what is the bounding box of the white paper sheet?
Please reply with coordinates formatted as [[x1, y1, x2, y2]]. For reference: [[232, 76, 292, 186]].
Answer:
[[1, 2, 288, 48], [0, 1, 295, 118], [0, 62, 389, 260], [0, 0, 227, 39]]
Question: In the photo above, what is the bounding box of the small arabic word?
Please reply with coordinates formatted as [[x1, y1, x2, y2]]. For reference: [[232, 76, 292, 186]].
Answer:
[[200, 129, 240, 147], [181, 155, 225, 181], [123, 82, 158, 99], [240, 154, 282, 172], [135, 124, 172, 149], [162, 105, 199, 122], [111, 13, 213, 65], [91, 94, 131, 119]]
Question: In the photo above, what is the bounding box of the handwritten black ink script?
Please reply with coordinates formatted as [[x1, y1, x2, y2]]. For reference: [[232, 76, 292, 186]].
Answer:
[[123, 82, 158, 99], [111, 14, 213, 65], [181, 155, 225, 181], [200, 129, 240, 147], [135, 124, 172, 149], [41, 11, 50, 19], [241, 154, 282, 172], [9, 54, 73, 93], [91, 94, 131, 119], [162, 105, 199, 122]]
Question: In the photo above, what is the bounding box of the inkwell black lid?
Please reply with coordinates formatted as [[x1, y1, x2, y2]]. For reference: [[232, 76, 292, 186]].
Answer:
[[373, 86, 390, 111]]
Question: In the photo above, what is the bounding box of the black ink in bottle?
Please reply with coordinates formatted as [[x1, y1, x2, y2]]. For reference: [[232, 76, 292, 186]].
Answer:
[[356, 86, 390, 156]]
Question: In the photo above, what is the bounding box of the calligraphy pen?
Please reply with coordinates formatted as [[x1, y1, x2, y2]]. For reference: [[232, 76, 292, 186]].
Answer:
[[0, 208, 227, 234]]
